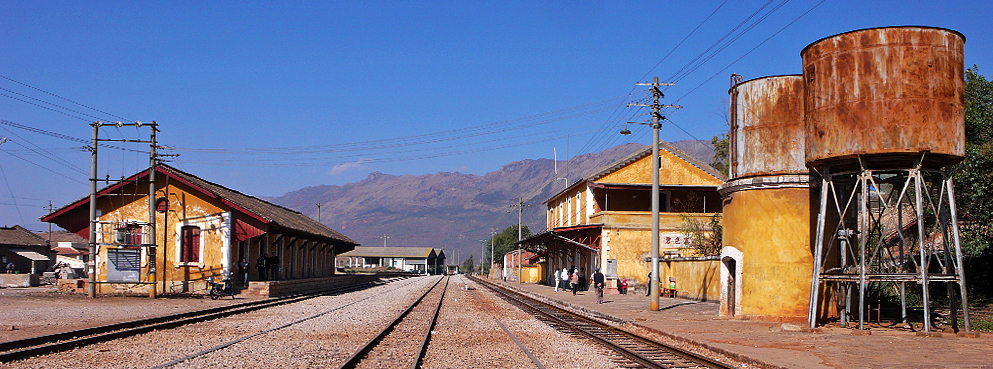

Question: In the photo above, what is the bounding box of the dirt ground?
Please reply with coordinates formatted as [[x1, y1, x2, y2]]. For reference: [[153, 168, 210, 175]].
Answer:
[[0, 286, 252, 342]]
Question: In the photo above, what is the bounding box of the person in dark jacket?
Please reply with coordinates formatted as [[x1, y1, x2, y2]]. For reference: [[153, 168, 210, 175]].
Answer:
[[256, 253, 267, 281], [593, 269, 605, 304], [238, 258, 250, 288], [267, 254, 280, 280]]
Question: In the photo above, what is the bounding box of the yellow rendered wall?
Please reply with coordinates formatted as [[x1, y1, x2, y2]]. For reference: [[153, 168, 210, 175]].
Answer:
[[723, 187, 813, 320], [598, 150, 723, 187], [661, 259, 720, 301], [547, 186, 592, 228], [597, 212, 715, 290], [94, 179, 230, 295]]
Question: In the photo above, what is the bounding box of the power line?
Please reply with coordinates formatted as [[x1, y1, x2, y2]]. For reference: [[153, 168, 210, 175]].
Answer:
[[0, 87, 108, 122], [0, 74, 131, 122]]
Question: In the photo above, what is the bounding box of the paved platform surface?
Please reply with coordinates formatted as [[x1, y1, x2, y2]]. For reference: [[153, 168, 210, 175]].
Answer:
[[490, 279, 992, 369]]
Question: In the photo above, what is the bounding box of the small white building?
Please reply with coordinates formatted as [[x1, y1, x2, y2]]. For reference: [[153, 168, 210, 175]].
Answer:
[[336, 247, 446, 275]]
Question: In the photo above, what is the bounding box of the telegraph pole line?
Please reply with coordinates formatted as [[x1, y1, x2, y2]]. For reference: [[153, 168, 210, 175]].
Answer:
[[627, 77, 681, 312], [86, 121, 161, 299], [508, 197, 534, 284], [381, 234, 390, 247]]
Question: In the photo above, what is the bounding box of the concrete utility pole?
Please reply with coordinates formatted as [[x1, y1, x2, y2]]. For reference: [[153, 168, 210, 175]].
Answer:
[[315, 203, 322, 223], [627, 77, 681, 311], [147, 122, 158, 299], [88, 123, 99, 298], [509, 197, 532, 284], [87, 121, 161, 299], [381, 234, 389, 247], [490, 229, 496, 279], [479, 239, 486, 275]]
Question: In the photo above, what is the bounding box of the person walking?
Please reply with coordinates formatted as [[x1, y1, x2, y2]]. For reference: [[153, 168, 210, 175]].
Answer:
[[646, 271, 653, 296], [593, 269, 605, 304], [256, 253, 267, 281], [238, 258, 250, 288], [560, 268, 569, 292], [570, 269, 580, 295], [553, 268, 560, 292]]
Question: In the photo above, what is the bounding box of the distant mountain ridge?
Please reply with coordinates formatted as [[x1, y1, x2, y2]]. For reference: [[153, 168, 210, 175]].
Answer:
[[267, 140, 715, 259]]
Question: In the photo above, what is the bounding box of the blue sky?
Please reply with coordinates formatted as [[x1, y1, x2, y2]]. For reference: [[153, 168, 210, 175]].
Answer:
[[2, 1, 991, 232]]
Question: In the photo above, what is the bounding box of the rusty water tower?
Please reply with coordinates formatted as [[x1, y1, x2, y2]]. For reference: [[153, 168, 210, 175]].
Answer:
[[719, 74, 818, 321], [802, 26, 972, 333]]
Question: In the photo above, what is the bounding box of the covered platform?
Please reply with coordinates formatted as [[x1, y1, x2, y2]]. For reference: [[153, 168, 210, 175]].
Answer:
[[516, 224, 601, 286], [483, 277, 990, 369]]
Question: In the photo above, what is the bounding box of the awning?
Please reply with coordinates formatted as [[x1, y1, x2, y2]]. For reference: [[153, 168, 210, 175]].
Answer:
[[10, 248, 51, 261], [516, 230, 599, 254]]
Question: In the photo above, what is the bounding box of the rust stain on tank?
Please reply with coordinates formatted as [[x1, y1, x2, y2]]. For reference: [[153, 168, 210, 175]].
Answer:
[[801, 26, 966, 169], [729, 75, 806, 179]]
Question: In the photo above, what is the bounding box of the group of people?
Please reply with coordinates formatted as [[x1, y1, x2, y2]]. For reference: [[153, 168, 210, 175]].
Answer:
[[553, 267, 607, 304], [250, 253, 281, 283]]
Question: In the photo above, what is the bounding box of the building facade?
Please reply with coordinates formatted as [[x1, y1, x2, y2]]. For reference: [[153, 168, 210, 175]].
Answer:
[[519, 141, 724, 298], [42, 164, 358, 295]]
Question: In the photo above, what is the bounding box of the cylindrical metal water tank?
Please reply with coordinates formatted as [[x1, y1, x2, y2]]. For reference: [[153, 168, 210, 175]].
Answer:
[[802, 26, 966, 169], [729, 75, 806, 179], [719, 75, 817, 322]]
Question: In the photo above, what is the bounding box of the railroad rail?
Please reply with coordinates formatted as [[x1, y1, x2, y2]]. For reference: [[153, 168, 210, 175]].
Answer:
[[470, 275, 733, 369], [0, 275, 408, 363], [335, 275, 448, 369]]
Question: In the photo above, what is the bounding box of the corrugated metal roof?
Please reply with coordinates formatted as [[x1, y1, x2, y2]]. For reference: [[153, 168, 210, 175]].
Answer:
[[9, 248, 50, 261]]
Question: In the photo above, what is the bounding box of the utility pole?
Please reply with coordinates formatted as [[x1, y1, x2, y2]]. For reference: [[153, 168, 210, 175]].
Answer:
[[47, 201, 54, 245], [315, 203, 322, 223], [479, 240, 484, 274], [147, 122, 158, 299], [88, 123, 98, 298], [509, 197, 532, 284], [626, 77, 681, 311], [87, 121, 161, 299], [381, 234, 389, 247], [490, 229, 496, 279]]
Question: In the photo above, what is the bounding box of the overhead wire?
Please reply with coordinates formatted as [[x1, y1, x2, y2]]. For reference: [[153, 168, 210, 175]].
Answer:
[[575, 0, 742, 159], [0, 160, 26, 225], [0, 74, 132, 122], [672, 0, 827, 105]]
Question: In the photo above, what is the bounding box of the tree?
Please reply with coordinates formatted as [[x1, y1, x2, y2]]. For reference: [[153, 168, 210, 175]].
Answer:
[[679, 214, 723, 256], [711, 133, 729, 178], [954, 65, 993, 258], [461, 255, 475, 275]]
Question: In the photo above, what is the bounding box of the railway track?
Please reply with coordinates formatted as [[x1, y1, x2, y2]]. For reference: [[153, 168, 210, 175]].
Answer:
[[470, 275, 733, 369], [336, 275, 448, 369], [0, 276, 406, 364]]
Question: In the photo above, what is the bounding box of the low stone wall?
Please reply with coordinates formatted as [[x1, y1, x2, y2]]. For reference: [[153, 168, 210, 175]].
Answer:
[[0, 274, 40, 288], [247, 274, 379, 298]]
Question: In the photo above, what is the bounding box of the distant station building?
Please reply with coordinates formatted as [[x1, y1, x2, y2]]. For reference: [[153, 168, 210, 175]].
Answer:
[[0, 225, 52, 276], [517, 141, 724, 297], [336, 246, 446, 275], [42, 164, 358, 296], [39, 230, 89, 275]]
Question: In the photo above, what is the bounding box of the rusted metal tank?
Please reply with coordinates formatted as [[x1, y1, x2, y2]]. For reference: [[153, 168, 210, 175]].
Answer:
[[802, 26, 966, 169], [729, 75, 806, 179]]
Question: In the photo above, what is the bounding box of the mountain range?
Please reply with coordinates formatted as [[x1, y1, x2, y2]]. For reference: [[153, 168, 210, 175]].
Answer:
[[267, 140, 716, 261]]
